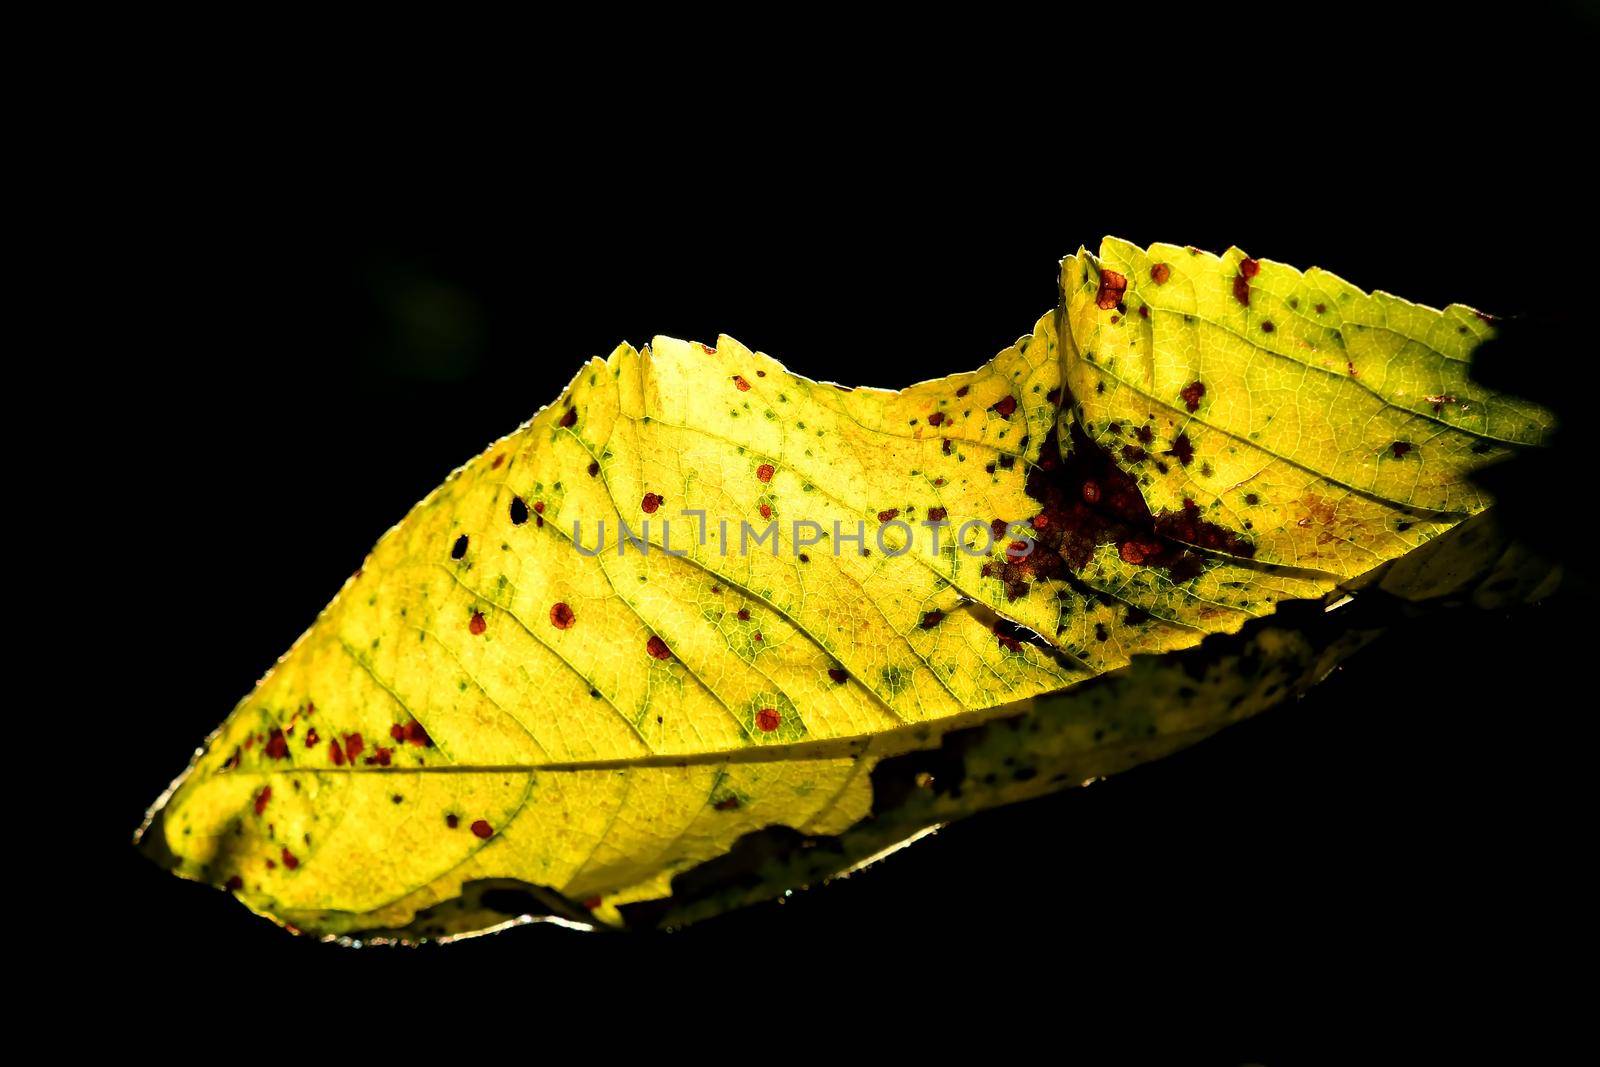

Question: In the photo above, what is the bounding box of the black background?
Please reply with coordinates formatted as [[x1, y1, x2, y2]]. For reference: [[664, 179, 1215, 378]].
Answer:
[[85, 10, 1591, 1050]]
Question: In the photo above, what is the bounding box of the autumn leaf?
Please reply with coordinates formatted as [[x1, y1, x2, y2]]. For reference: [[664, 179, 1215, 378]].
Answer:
[[139, 238, 1554, 940]]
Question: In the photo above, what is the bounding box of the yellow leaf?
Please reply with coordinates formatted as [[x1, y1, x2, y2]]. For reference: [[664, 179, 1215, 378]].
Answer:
[[140, 238, 1552, 939]]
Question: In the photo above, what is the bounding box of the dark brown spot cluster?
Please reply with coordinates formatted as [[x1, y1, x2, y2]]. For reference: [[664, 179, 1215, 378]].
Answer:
[[980, 421, 1254, 598], [647, 635, 673, 660]]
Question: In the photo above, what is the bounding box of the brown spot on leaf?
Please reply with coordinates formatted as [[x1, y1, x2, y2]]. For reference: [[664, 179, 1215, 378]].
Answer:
[[920, 610, 944, 629], [471, 820, 494, 839], [1391, 441, 1413, 459], [928, 411, 945, 427], [469, 611, 487, 635], [559, 407, 577, 428], [732, 374, 751, 391], [254, 786, 272, 815], [642, 492, 663, 513], [878, 508, 900, 523], [1150, 262, 1171, 285], [1180, 380, 1205, 413], [990, 395, 1018, 418], [264, 729, 289, 760], [1095, 268, 1128, 310], [281, 848, 299, 870], [1168, 433, 1195, 467], [755, 708, 781, 732], [828, 668, 848, 684], [757, 463, 775, 482], [647, 635, 673, 660], [550, 602, 575, 629], [927, 506, 948, 522]]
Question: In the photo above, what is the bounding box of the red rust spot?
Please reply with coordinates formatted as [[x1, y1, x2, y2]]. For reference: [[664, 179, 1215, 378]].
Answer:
[[343, 733, 364, 762], [698, 342, 716, 355], [990, 395, 1018, 418], [927, 506, 948, 522], [329, 738, 345, 765], [281, 848, 299, 870], [828, 668, 848, 684], [364, 746, 393, 766], [390, 724, 406, 742], [1095, 268, 1128, 310], [1390, 441, 1413, 459], [470, 820, 493, 839], [264, 728, 289, 760], [1180, 380, 1206, 413], [736, 608, 750, 621], [878, 508, 900, 523], [550, 602, 575, 629], [759, 503, 772, 519], [559, 407, 577, 428], [647, 635, 673, 660], [469, 611, 487, 635], [928, 412, 946, 427], [491, 454, 505, 469], [642, 492, 663, 513], [534, 501, 545, 514], [304, 727, 319, 748], [756, 463, 775, 482], [1150, 263, 1171, 285], [732, 374, 751, 391], [714, 796, 741, 811], [755, 708, 782, 732], [1239, 257, 1260, 278], [1232, 274, 1252, 306], [920, 609, 944, 629], [254, 786, 272, 815], [404, 721, 434, 748]]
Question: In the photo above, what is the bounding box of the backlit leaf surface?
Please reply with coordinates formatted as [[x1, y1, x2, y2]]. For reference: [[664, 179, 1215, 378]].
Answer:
[[141, 239, 1552, 938]]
